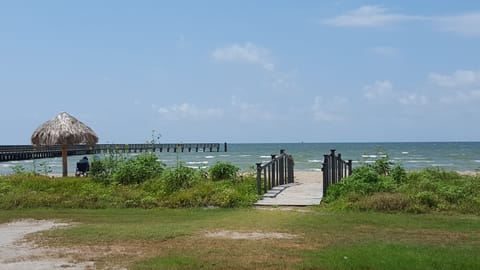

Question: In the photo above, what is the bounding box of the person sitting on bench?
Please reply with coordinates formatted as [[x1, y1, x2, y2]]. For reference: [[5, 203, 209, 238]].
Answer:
[[76, 156, 89, 176]]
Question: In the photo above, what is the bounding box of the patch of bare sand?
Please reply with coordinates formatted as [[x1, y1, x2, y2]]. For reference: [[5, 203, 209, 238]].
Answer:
[[204, 230, 299, 240], [294, 170, 322, 184], [0, 219, 94, 270]]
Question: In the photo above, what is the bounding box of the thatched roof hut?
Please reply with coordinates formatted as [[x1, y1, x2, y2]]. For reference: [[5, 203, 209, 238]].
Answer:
[[31, 112, 98, 176]]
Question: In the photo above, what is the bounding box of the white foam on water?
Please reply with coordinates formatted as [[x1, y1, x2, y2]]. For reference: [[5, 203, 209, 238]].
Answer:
[[260, 155, 271, 158], [205, 156, 215, 159], [402, 152, 409, 154], [308, 160, 322, 163], [186, 161, 209, 165], [431, 163, 454, 167], [407, 160, 434, 163]]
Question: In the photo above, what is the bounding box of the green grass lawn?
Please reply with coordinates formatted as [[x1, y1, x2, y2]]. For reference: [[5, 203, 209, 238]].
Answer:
[[2, 207, 479, 269]]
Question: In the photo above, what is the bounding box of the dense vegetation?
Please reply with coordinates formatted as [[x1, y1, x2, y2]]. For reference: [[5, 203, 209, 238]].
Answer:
[[2, 151, 480, 214], [323, 156, 480, 214], [0, 153, 258, 209]]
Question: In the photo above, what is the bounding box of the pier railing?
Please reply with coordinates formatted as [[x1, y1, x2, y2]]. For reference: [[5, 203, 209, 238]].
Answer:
[[256, 150, 294, 195], [322, 149, 352, 196], [0, 143, 227, 162]]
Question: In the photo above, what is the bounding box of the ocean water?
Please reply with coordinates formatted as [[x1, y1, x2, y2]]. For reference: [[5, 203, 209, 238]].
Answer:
[[1, 142, 480, 175]]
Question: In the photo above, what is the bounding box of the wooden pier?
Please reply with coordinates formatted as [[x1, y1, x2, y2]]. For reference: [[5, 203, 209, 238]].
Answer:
[[0, 143, 227, 162]]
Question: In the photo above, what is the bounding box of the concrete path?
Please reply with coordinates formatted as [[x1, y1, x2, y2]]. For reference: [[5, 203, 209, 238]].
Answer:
[[254, 171, 323, 206]]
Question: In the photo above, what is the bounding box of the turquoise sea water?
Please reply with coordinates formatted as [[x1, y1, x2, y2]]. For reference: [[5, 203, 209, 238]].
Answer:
[[1, 142, 480, 175]]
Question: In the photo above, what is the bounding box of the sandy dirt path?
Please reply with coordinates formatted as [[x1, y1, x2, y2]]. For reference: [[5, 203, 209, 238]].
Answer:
[[0, 219, 94, 270]]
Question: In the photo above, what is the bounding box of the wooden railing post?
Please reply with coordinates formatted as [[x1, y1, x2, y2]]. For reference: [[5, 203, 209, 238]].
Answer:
[[256, 163, 262, 195], [330, 149, 336, 185], [271, 154, 276, 188], [323, 154, 329, 196], [348, 160, 353, 176], [279, 151, 285, 185], [338, 153, 343, 181], [287, 155, 294, 183]]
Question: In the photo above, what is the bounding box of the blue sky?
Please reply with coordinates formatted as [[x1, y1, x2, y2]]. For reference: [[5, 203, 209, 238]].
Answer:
[[1, 1, 480, 144]]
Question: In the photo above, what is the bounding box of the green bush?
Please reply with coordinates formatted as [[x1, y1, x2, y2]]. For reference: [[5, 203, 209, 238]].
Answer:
[[209, 162, 239, 181], [90, 153, 164, 185], [161, 164, 200, 195], [355, 192, 411, 212], [113, 154, 165, 184]]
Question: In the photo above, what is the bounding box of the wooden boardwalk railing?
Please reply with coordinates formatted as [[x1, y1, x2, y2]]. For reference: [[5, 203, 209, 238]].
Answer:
[[256, 150, 294, 195], [0, 143, 227, 162], [322, 149, 352, 196]]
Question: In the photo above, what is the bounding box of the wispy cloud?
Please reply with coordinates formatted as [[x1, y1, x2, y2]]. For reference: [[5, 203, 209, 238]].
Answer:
[[322, 5, 422, 27], [364, 80, 394, 100], [323, 6, 480, 37], [363, 79, 429, 107], [157, 103, 223, 121], [212, 43, 275, 71], [399, 93, 428, 106], [429, 70, 480, 88], [439, 91, 480, 105], [311, 96, 348, 122], [431, 70, 480, 105], [231, 96, 274, 122], [435, 13, 480, 37]]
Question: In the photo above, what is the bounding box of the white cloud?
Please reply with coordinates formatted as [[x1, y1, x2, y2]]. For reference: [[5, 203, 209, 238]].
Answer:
[[435, 13, 480, 37], [399, 93, 428, 106], [429, 70, 480, 88], [157, 103, 223, 121], [212, 43, 275, 71], [323, 6, 480, 37], [322, 5, 421, 27], [231, 96, 274, 122], [312, 96, 348, 122], [269, 69, 298, 93], [364, 80, 394, 100], [440, 90, 480, 105]]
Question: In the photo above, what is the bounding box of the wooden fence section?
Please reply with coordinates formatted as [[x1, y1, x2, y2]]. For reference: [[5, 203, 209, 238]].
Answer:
[[0, 143, 227, 162], [256, 150, 295, 195], [322, 149, 353, 196]]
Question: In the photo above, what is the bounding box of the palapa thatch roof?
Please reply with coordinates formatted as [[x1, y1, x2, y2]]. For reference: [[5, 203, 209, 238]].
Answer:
[[31, 112, 98, 146]]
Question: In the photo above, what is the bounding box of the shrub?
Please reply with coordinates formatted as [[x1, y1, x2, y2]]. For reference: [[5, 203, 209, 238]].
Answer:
[[209, 162, 239, 181], [112, 153, 165, 184], [90, 153, 164, 185], [161, 164, 199, 194], [391, 165, 406, 184], [415, 191, 439, 208], [355, 192, 411, 212]]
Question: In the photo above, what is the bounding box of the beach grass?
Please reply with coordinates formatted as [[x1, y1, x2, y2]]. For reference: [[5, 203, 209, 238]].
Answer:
[[1, 208, 479, 269]]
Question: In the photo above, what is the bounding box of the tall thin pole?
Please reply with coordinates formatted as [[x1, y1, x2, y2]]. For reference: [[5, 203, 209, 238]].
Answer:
[[62, 144, 68, 177]]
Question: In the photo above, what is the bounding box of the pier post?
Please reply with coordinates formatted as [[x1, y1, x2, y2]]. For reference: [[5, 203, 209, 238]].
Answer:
[[256, 163, 262, 195]]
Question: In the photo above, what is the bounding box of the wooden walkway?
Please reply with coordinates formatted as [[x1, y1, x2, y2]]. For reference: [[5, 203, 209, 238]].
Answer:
[[0, 143, 227, 162], [255, 171, 323, 206]]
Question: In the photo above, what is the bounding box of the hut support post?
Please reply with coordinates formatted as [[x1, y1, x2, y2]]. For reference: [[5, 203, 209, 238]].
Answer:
[[62, 144, 68, 177]]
